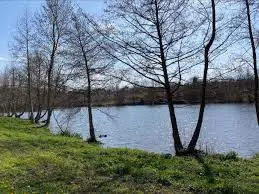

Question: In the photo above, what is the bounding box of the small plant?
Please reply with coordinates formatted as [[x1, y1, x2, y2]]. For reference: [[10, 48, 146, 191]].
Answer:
[[157, 174, 171, 186], [161, 153, 172, 159], [225, 151, 238, 160], [115, 164, 131, 176], [58, 129, 82, 139]]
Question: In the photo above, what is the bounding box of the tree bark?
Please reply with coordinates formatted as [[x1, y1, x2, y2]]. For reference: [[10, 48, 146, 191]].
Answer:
[[245, 0, 259, 125], [45, 68, 53, 126], [25, 12, 34, 123], [80, 40, 97, 142], [11, 68, 17, 117], [154, 0, 183, 154], [45, 43, 56, 126], [188, 0, 216, 152], [35, 57, 43, 124], [86, 65, 96, 142]]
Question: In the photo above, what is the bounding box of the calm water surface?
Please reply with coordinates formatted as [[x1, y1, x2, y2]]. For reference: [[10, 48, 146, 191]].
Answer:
[[49, 104, 259, 157]]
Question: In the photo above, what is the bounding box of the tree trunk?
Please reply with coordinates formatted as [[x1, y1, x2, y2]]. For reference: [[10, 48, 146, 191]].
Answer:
[[45, 71, 52, 126], [166, 85, 184, 154], [45, 109, 53, 126], [86, 67, 96, 142], [81, 47, 96, 142], [35, 65, 42, 123], [35, 111, 41, 124], [11, 68, 17, 118], [27, 64, 34, 122], [75, 24, 97, 142], [45, 52, 55, 126], [188, 0, 216, 152], [154, 0, 183, 154], [26, 16, 34, 123], [245, 0, 259, 125]]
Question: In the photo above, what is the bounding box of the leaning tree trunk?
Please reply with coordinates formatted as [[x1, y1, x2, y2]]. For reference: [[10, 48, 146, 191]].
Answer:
[[76, 29, 97, 142], [26, 37, 34, 123], [86, 66, 96, 142], [35, 60, 42, 123], [245, 0, 259, 125], [36, 83, 47, 123], [45, 52, 55, 126], [165, 83, 184, 154], [154, 0, 183, 154], [188, 0, 216, 152], [35, 80, 43, 123], [45, 69, 52, 126], [7, 101, 14, 118]]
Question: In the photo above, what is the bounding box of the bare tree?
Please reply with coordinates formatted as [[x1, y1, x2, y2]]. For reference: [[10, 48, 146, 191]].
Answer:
[[67, 10, 113, 142], [188, 0, 216, 152], [97, 0, 223, 154], [11, 10, 34, 122], [30, 52, 48, 123], [0, 65, 27, 118], [34, 0, 72, 126], [1, 67, 13, 117], [244, 0, 259, 124], [228, 0, 259, 123], [101, 0, 210, 154]]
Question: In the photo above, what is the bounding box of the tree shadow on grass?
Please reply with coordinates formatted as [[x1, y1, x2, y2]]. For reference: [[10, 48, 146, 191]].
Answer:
[[195, 155, 215, 184]]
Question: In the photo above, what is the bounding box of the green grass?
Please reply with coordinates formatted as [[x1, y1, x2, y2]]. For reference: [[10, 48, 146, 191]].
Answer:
[[0, 117, 259, 193]]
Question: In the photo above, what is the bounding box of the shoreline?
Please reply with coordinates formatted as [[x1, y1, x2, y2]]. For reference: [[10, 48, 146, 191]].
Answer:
[[0, 117, 258, 193]]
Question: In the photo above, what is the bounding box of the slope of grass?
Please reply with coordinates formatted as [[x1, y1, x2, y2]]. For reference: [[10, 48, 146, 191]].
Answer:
[[0, 117, 259, 193]]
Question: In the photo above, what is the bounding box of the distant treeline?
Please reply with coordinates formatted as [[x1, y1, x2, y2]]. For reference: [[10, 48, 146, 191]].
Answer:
[[52, 78, 255, 108], [1, 77, 254, 114]]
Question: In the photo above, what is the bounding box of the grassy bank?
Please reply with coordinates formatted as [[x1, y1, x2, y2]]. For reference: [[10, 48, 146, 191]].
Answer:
[[0, 117, 258, 193]]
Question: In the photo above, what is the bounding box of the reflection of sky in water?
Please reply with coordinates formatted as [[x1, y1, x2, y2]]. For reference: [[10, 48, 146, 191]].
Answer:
[[49, 104, 259, 157]]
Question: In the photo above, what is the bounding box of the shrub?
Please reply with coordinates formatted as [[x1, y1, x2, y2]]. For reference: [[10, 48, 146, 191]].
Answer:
[[58, 129, 82, 139], [225, 151, 238, 160]]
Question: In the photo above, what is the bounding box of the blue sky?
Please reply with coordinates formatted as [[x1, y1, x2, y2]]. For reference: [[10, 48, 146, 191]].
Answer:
[[0, 0, 105, 68]]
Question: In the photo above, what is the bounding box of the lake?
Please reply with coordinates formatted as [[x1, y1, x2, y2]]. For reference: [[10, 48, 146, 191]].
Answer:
[[48, 104, 259, 157]]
